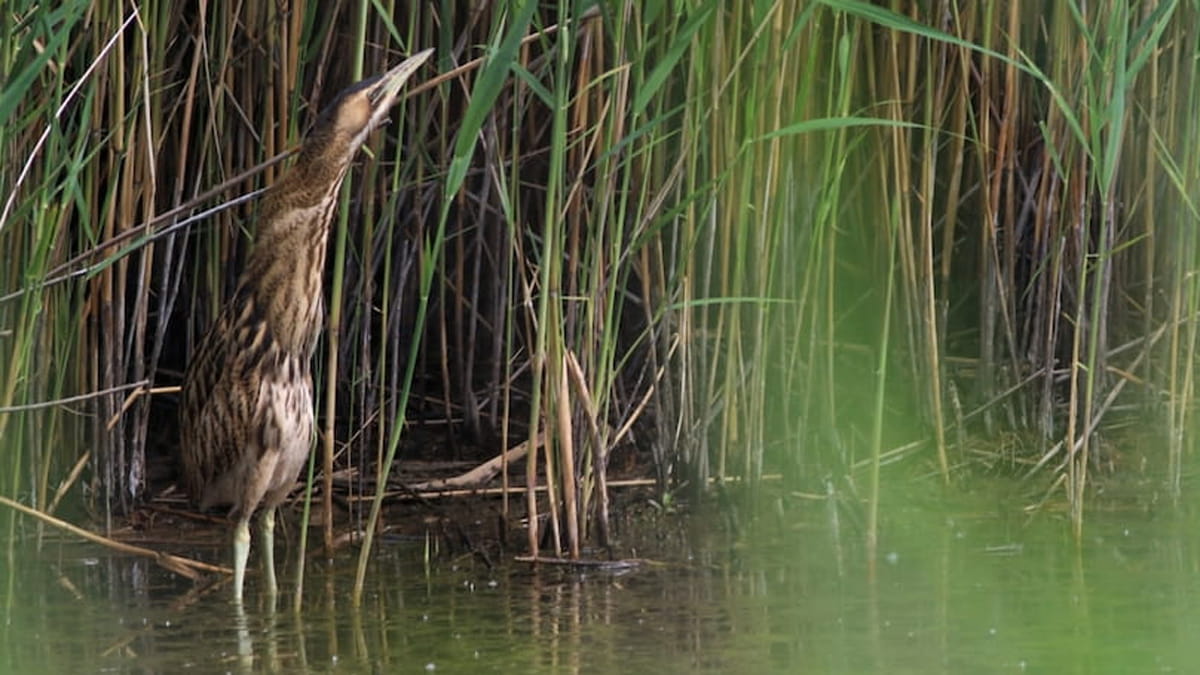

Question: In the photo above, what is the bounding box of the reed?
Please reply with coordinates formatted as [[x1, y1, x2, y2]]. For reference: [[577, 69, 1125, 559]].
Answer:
[[1, 1, 1197, 582]]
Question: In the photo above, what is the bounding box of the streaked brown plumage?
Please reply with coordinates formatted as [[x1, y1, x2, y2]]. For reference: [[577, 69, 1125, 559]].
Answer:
[[180, 49, 432, 602]]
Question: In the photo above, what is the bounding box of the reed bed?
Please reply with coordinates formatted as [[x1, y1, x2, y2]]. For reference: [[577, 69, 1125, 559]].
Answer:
[[1, 0, 1196, 579]]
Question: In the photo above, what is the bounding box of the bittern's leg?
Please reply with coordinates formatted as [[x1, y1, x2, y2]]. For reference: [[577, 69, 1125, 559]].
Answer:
[[233, 515, 252, 603], [260, 507, 277, 596]]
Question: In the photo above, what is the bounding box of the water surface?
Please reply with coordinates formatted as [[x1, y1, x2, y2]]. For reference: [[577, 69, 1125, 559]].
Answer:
[[3, 485, 1197, 673]]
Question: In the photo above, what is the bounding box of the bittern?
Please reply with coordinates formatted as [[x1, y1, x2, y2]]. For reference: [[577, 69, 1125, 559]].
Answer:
[[180, 49, 433, 602]]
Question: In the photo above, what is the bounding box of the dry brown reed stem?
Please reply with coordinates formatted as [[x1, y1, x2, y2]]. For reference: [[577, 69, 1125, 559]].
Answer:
[[0, 495, 230, 579], [0, 380, 148, 413], [564, 349, 610, 547], [556, 356, 579, 558], [105, 385, 178, 430], [542, 420, 563, 557], [525, 401, 541, 555], [47, 451, 91, 516], [611, 349, 671, 447]]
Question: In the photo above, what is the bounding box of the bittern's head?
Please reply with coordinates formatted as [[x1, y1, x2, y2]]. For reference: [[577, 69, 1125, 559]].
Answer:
[[303, 48, 434, 169]]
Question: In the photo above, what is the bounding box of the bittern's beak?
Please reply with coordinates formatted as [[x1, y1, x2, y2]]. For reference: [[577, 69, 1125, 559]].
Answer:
[[366, 48, 434, 123]]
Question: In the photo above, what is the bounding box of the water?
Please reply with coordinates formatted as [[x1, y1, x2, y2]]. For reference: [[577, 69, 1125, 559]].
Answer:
[[3, 486, 1199, 673]]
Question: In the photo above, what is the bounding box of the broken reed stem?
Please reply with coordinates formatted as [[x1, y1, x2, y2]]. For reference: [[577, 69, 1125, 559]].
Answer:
[[0, 495, 230, 579]]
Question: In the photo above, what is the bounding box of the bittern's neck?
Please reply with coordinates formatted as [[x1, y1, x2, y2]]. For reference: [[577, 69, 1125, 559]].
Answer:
[[238, 157, 353, 357]]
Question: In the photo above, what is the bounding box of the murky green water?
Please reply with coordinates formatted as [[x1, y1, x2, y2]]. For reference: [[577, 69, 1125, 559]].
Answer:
[[3, 486, 1199, 673]]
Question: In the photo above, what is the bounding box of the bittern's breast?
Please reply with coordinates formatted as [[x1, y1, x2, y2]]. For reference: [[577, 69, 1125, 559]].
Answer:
[[252, 359, 317, 507], [182, 332, 316, 513], [180, 270, 321, 505]]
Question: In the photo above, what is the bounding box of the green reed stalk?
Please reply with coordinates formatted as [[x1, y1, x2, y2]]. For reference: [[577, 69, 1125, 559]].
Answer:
[[534, 0, 574, 557], [353, 1, 537, 603], [320, 0, 370, 558]]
